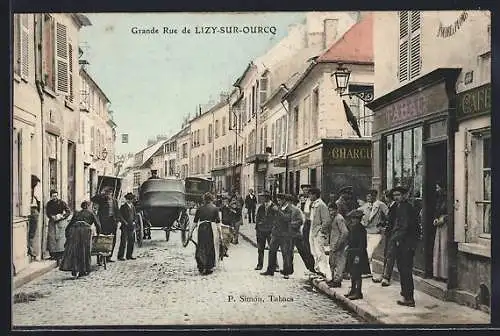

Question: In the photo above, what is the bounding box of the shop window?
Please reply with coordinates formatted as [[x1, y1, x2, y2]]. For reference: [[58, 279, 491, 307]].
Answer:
[[475, 133, 491, 235], [385, 127, 423, 198]]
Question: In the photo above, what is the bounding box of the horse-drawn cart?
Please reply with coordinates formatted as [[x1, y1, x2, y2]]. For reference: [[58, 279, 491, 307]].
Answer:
[[135, 178, 190, 245]]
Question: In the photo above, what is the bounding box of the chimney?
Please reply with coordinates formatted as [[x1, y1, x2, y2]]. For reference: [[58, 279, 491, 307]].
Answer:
[[323, 19, 339, 49]]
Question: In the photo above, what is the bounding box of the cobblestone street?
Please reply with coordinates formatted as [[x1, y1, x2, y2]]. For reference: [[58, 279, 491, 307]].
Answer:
[[12, 223, 363, 326]]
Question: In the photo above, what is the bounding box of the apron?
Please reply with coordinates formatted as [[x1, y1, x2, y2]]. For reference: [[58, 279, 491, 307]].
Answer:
[[47, 218, 69, 253]]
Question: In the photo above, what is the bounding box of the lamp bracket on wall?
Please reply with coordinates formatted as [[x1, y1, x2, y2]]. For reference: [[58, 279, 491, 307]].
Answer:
[[339, 89, 374, 103]]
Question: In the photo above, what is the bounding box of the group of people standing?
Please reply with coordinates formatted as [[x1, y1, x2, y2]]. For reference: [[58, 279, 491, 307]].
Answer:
[[34, 185, 140, 279], [252, 183, 422, 307]]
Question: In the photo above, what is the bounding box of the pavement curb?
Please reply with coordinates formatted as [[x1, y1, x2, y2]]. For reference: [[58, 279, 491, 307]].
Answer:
[[309, 277, 387, 324], [13, 261, 58, 290], [239, 231, 258, 248]]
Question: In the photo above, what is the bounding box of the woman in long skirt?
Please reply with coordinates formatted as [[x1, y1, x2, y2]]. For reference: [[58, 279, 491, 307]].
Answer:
[[46, 190, 71, 265], [60, 201, 102, 277], [433, 183, 448, 281], [191, 192, 222, 275]]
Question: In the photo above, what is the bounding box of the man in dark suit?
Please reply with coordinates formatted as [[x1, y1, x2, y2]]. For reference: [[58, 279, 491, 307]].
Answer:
[[118, 193, 137, 260], [91, 186, 120, 263], [389, 186, 418, 307], [245, 189, 257, 224], [254, 191, 279, 270]]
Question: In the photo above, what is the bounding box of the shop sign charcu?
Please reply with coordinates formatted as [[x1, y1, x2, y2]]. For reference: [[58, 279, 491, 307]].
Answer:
[[324, 142, 372, 166]]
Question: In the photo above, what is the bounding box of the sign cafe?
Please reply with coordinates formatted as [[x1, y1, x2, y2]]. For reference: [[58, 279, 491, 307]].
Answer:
[[458, 84, 491, 118]]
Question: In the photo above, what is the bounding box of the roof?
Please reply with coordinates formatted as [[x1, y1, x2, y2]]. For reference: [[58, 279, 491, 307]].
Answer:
[[80, 67, 111, 103], [233, 62, 256, 87], [317, 13, 373, 64], [139, 141, 167, 168]]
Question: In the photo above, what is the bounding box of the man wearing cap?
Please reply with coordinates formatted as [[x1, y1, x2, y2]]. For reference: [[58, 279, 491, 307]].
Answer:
[[323, 202, 349, 287], [335, 186, 357, 218], [254, 191, 280, 270], [309, 187, 332, 281], [148, 170, 159, 179], [118, 193, 137, 260], [261, 193, 294, 278], [388, 185, 418, 307]]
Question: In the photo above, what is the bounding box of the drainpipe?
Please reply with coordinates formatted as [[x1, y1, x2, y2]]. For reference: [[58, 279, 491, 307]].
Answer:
[[34, 13, 47, 259]]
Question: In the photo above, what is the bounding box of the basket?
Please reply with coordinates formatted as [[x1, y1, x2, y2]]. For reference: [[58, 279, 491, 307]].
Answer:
[[92, 235, 114, 254]]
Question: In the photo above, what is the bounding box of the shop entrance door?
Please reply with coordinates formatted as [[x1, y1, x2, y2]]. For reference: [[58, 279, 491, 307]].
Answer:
[[419, 141, 448, 278]]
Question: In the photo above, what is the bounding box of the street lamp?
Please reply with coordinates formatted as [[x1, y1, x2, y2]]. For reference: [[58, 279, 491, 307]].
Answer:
[[331, 63, 374, 103]]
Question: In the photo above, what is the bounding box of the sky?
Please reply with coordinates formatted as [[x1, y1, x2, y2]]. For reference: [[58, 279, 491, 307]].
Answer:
[[79, 12, 306, 155]]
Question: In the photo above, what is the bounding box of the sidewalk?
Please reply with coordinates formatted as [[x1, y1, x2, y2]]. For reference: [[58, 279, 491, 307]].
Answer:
[[13, 260, 57, 290], [238, 222, 490, 325]]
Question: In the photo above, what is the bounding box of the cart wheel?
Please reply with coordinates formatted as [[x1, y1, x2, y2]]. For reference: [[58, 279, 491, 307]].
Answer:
[[165, 229, 170, 241], [136, 213, 144, 248], [180, 215, 189, 247]]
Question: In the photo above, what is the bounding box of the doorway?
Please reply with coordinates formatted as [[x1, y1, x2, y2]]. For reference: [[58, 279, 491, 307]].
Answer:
[[420, 141, 448, 278]]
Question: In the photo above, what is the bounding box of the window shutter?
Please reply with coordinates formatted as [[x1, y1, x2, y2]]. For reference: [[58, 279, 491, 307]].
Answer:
[[399, 11, 409, 39], [409, 35, 421, 79], [68, 43, 74, 102], [399, 40, 409, 82], [14, 15, 21, 75], [410, 11, 421, 33], [20, 14, 30, 79], [259, 75, 268, 105], [55, 22, 69, 95]]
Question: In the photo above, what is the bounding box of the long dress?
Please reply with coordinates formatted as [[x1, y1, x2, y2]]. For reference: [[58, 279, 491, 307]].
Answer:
[[60, 209, 101, 275], [193, 203, 222, 274], [433, 193, 448, 280]]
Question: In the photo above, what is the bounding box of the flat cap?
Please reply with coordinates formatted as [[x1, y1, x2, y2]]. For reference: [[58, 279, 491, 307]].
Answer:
[[391, 185, 409, 194], [338, 185, 353, 194]]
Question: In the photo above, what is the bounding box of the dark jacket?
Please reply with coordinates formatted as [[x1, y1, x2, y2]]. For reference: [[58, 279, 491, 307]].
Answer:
[[194, 203, 221, 223], [46, 199, 71, 221], [272, 203, 302, 238], [65, 209, 102, 238], [256, 202, 280, 233], [245, 194, 257, 209], [120, 203, 137, 231], [221, 205, 240, 226], [389, 200, 418, 249], [346, 222, 370, 276]]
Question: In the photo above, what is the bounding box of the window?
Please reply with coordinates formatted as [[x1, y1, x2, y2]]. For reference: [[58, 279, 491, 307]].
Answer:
[[247, 95, 252, 122], [264, 125, 268, 152], [201, 129, 205, 145], [311, 88, 319, 141], [399, 11, 421, 82], [222, 117, 226, 136], [90, 126, 95, 154], [303, 95, 310, 145], [14, 14, 30, 80], [133, 172, 141, 186], [222, 147, 227, 165], [259, 72, 269, 105], [96, 129, 101, 156], [182, 143, 187, 158], [208, 153, 212, 171], [12, 129, 22, 216], [385, 127, 423, 199], [215, 150, 219, 167], [215, 120, 219, 138], [259, 127, 264, 153], [80, 120, 85, 144], [475, 132, 491, 235], [252, 86, 256, 117], [271, 122, 275, 154], [208, 124, 213, 143], [293, 106, 299, 147]]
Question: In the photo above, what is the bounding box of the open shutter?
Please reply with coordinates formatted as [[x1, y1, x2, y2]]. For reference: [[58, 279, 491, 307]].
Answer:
[[398, 11, 409, 82], [20, 14, 30, 79], [409, 11, 421, 80], [14, 15, 21, 75], [55, 22, 69, 95], [259, 74, 268, 105], [68, 43, 74, 102]]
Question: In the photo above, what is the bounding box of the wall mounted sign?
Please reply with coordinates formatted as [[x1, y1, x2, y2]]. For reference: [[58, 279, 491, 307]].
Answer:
[[373, 82, 449, 133], [273, 158, 286, 167], [457, 83, 491, 120], [437, 11, 468, 38], [323, 142, 372, 166]]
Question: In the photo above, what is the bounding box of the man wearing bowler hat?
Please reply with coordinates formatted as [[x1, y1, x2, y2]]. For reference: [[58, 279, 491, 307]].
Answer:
[[118, 193, 137, 260], [388, 185, 418, 307], [254, 191, 280, 270], [261, 193, 294, 278]]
